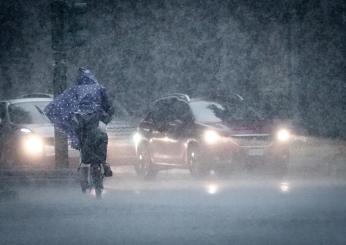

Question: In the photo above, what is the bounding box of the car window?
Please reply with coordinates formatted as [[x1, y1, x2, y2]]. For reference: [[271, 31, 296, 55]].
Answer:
[[190, 100, 263, 123], [170, 100, 192, 122], [9, 101, 50, 124], [151, 99, 171, 123]]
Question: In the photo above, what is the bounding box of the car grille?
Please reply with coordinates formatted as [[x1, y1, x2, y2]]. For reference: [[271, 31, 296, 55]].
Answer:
[[231, 134, 272, 147]]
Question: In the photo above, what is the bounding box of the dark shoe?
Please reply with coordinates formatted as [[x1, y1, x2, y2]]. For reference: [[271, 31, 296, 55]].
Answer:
[[103, 163, 113, 177]]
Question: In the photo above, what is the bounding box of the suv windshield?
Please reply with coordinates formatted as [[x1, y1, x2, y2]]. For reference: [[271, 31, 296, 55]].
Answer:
[[190, 100, 263, 123], [9, 101, 50, 124]]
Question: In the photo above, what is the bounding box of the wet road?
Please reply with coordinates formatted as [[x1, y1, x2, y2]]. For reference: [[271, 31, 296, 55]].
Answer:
[[1, 168, 346, 245]]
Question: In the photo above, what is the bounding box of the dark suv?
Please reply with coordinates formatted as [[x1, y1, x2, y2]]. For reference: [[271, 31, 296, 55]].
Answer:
[[134, 93, 291, 178]]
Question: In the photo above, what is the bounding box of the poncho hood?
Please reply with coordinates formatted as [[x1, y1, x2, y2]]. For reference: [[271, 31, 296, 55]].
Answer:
[[76, 67, 98, 85]]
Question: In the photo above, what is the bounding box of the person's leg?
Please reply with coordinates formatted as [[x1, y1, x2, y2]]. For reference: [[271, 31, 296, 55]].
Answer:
[[96, 129, 108, 163], [93, 128, 112, 176], [81, 126, 99, 164]]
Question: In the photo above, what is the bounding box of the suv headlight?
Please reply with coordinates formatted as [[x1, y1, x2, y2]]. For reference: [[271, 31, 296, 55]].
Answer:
[[20, 128, 32, 133], [276, 129, 290, 142], [22, 135, 44, 155], [133, 132, 142, 147], [204, 130, 221, 144]]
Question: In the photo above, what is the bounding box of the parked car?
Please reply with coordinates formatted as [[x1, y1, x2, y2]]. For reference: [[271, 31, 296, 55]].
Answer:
[[134, 93, 291, 178]]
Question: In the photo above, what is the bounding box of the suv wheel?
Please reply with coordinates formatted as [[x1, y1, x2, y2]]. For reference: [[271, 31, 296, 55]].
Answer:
[[188, 146, 208, 178], [134, 145, 157, 179]]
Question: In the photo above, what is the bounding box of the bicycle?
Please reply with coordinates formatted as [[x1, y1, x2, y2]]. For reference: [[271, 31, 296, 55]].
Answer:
[[79, 163, 104, 198]]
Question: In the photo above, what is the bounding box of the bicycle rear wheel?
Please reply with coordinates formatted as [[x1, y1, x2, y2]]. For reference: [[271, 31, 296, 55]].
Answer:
[[90, 164, 103, 199], [79, 164, 90, 193]]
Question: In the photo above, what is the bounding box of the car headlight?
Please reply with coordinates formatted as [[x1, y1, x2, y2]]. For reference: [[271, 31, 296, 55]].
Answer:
[[22, 135, 44, 155], [133, 132, 142, 147], [204, 130, 221, 144], [20, 128, 32, 133], [276, 129, 290, 142]]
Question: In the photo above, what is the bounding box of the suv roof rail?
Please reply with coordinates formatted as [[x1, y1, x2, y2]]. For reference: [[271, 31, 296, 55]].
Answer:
[[156, 93, 190, 102], [19, 93, 53, 99], [206, 90, 244, 102], [232, 93, 244, 101]]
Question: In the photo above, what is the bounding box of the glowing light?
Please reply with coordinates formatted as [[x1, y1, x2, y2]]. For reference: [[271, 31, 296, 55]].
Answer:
[[90, 189, 105, 196], [204, 130, 221, 144], [280, 182, 290, 193], [159, 136, 178, 143], [20, 128, 32, 133], [277, 129, 290, 142], [206, 183, 219, 195], [133, 132, 142, 147], [23, 135, 44, 155]]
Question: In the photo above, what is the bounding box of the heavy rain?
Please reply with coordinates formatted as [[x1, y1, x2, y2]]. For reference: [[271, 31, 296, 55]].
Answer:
[[0, 0, 345, 244]]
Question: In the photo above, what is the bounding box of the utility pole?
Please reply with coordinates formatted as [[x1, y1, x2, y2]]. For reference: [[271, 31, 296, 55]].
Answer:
[[50, 0, 88, 168], [286, 5, 300, 122], [51, 0, 69, 168]]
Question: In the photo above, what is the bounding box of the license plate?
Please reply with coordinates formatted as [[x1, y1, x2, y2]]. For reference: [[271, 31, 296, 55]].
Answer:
[[247, 148, 264, 156]]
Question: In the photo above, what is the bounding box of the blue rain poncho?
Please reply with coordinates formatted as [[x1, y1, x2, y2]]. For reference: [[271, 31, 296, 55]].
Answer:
[[44, 68, 113, 149]]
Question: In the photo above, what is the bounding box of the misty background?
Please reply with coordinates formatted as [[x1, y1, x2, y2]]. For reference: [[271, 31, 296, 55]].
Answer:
[[0, 0, 345, 137]]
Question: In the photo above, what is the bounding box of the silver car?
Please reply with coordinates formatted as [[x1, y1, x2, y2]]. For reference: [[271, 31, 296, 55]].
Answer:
[[0, 96, 78, 168]]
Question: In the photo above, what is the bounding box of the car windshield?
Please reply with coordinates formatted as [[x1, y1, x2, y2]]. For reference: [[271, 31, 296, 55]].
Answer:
[[9, 101, 50, 124], [190, 101, 224, 123], [190, 100, 263, 123]]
